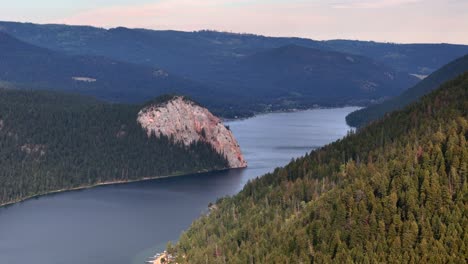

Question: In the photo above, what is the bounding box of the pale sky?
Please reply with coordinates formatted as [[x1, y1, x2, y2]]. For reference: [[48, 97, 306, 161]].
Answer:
[[1, 0, 467, 44]]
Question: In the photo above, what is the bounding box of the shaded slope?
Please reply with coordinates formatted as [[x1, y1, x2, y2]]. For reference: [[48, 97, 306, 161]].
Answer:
[[323, 39, 468, 74], [346, 54, 468, 127], [228, 45, 417, 104], [0, 32, 225, 105]]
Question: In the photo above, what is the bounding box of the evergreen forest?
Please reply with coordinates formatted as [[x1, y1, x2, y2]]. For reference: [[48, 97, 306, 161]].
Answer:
[[0, 90, 228, 205], [171, 73, 468, 263]]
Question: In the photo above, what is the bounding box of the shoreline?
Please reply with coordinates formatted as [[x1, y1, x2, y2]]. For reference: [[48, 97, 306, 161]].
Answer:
[[0, 167, 235, 208], [150, 251, 177, 264], [0, 107, 357, 208], [222, 105, 361, 122], [151, 252, 167, 264]]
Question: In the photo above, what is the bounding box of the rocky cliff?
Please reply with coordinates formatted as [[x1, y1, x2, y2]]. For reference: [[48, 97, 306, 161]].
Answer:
[[137, 96, 247, 168]]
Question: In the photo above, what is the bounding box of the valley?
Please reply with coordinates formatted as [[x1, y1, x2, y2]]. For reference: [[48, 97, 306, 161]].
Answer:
[[0, 107, 358, 264], [0, 6, 466, 263], [3, 22, 468, 118]]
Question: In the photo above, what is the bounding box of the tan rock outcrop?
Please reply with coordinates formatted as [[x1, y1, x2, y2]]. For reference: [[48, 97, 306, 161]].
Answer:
[[137, 96, 247, 168]]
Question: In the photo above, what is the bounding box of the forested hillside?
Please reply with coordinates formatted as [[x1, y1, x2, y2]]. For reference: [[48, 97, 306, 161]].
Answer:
[[347, 55, 468, 128], [0, 90, 228, 206], [170, 73, 468, 263]]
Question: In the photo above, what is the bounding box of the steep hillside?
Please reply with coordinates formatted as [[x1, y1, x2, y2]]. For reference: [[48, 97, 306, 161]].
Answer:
[[347, 54, 468, 127], [169, 73, 468, 263], [0, 91, 242, 206]]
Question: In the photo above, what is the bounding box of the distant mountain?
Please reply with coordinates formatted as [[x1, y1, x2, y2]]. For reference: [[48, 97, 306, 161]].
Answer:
[[169, 73, 468, 264], [0, 31, 222, 104], [1, 21, 467, 77], [226, 45, 417, 105], [0, 31, 254, 118], [0, 90, 232, 206], [0, 29, 419, 117], [323, 40, 468, 74], [346, 54, 468, 128]]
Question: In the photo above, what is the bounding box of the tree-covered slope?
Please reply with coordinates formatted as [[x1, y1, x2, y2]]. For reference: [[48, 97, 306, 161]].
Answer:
[[170, 73, 468, 263], [346, 54, 468, 128], [0, 90, 228, 206]]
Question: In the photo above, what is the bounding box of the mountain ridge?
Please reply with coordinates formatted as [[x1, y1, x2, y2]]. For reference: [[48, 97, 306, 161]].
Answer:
[[0, 31, 245, 112], [2, 21, 468, 76], [0, 29, 418, 117]]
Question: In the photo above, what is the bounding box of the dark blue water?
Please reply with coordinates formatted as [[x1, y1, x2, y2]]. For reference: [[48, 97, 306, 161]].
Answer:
[[0, 107, 359, 264]]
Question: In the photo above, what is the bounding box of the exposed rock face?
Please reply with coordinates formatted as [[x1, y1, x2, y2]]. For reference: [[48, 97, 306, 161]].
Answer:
[[137, 96, 247, 168]]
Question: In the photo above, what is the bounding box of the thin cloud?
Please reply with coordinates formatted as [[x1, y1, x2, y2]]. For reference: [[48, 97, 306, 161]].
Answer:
[[50, 0, 468, 44], [332, 0, 422, 9], [54, 0, 328, 34]]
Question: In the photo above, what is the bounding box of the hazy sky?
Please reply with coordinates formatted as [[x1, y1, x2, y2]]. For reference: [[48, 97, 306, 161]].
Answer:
[[2, 0, 467, 44]]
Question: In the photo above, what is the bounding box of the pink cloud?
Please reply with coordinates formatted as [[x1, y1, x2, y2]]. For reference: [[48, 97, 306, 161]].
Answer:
[[332, 0, 423, 9], [52, 0, 468, 44], [54, 0, 329, 36]]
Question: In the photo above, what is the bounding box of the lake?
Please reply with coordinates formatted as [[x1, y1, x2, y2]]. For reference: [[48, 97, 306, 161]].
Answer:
[[0, 107, 359, 264]]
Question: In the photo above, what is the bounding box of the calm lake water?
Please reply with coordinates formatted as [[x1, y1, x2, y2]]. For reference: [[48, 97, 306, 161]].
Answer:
[[0, 107, 359, 264]]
